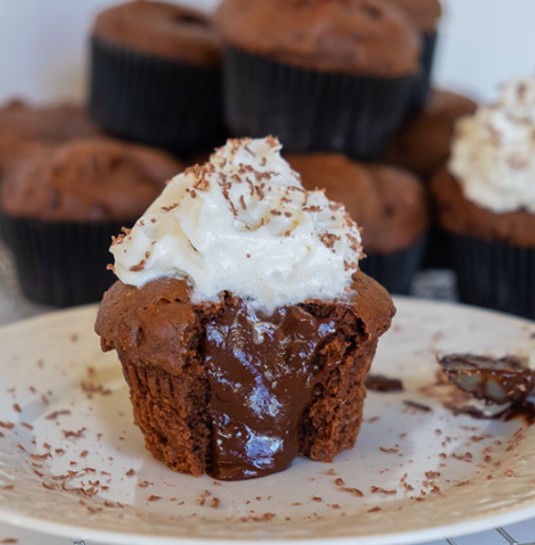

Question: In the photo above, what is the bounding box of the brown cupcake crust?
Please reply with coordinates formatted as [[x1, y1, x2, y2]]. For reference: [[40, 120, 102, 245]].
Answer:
[[287, 153, 428, 253], [0, 99, 99, 143], [96, 277, 203, 376], [214, 0, 421, 76], [387, 0, 442, 32], [430, 168, 535, 248], [92, 0, 221, 65], [1, 137, 181, 222], [385, 89, 477, 179], [96, 272, 395, 373], [0, 99, 100, 176]]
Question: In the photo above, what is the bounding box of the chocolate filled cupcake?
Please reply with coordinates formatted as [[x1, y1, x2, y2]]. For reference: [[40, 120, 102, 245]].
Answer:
[[431, 76, 535, 318], [95, 137, 395, 480], [387, 0, 442, 111], [215, 0, 420, 159], [0, 137, 181, 307], [288, 153, 428, 294], [89, 0, 226, 154]]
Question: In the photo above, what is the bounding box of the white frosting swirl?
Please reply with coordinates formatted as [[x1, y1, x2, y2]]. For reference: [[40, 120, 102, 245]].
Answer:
[[449, 75, 535, 213], [111, 137, 362, 311]]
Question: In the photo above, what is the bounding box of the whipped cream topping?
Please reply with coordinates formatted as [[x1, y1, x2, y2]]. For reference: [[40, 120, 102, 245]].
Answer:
[[111, 137, 363, 311], [449, 75, 535, 213]]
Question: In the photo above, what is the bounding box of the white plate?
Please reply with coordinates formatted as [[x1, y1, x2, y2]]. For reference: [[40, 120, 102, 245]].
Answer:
[[0, 297, 535, 545]]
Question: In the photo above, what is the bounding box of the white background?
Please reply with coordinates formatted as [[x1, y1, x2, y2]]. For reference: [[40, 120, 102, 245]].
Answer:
[[0, 0, 534, 105]]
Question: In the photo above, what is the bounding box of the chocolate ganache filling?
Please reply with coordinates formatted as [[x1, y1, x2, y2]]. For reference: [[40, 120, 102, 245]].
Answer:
[[204, 296, 337, 480]]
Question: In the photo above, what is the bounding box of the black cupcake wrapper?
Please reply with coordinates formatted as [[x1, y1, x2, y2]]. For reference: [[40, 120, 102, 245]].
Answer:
[[449, 233, 535, 319], [1, 213, 125, 307], [89, 37, 227, 154], [223, 48, 417, 160], [420, 225, 454, 270], [408, 32, 438, 114], [359, 234, 427, 295]]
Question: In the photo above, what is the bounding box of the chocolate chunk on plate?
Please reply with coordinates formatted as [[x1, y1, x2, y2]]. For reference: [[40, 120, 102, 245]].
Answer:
[[438, 353, 535, 405]]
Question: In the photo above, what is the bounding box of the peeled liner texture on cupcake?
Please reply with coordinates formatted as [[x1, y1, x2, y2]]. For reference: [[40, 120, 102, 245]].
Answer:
[[449, 75, 535, 213], [111, 137, 364, 312]]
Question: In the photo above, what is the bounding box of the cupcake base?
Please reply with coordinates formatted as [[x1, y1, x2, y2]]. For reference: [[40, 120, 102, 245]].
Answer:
[[450, 233, 535, 319], [359, 234, 427, 295], [89, 37, 227, 155], [121, 336, 378, 479], [95, 272, 395, 480], [420, 226, 454, 270], [223, 48, 416, 160], [1, 214, 124, 307]]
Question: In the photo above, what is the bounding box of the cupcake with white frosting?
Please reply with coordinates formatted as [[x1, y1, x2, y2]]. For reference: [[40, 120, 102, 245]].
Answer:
[[431, 75, 535, 317], [95, 136, 395, 480]]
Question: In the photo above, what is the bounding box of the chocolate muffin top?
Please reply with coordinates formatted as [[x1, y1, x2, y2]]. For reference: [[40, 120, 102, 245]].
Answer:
[[431, 169, 535, 248], [0, 100, 100, 176], [92, 0, 221, 65], [385, 89, 477, 179], [96, 269, 395, 377], [1, 137, 181, 222], [386, 0, 442, 32], [0, 99, 99, 143], [287, 153, 428, 253], [214, 0, 421, 76]]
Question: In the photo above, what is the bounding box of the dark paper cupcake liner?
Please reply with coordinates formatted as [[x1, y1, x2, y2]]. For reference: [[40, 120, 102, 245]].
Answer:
[[89, 37, 227, 154], [1, 213, 125, 307], [223, 48, 417, 160], [420, 225, 454, 270], [449, 233, 535, 319], [408, 32, 438, 114], [359, 234, 427, 295]]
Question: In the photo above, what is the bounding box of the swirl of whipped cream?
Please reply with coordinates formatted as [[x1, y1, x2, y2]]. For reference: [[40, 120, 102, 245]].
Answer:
[[449, 75, 535, 213], [111, 137, 363, 311]]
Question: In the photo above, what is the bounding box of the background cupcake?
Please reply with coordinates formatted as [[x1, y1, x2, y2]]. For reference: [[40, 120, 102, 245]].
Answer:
[[431, 75, 535, 318], [385, 88, 477, 179], [384, 88, 477, 269], [215, 0, 420, 159], [0, 136, 181, 307], [288, 153, 428, 294], [0, 99, 99, 182], [90, 0, 226, 155]]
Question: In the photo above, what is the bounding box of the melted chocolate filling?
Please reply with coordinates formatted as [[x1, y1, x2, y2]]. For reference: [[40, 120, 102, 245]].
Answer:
[[203, 297, 337, 480]]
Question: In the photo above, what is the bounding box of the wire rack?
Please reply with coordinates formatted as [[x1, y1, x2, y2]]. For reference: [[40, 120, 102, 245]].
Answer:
[[1, 242, 535, 545], [442, 526, 535, 545]]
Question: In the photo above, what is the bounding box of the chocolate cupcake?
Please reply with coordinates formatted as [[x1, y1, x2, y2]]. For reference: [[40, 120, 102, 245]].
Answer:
[[90, 0, 226, 154], [288, 153, 428, 294], [95, 137, 395, 480], [0, 137, 181, 307], [215, 0, 420, 159], [0, 99, 99, 181], [387, 0, 442, 110], [0, 100, 102, 242], [430, 76, 535, 318]]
